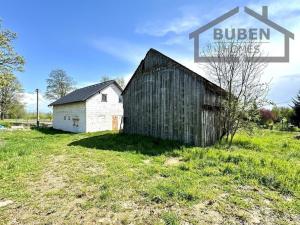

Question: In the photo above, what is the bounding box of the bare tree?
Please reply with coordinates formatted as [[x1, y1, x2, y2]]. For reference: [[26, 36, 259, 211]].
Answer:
[[45, 69, 75, 100], [115, 77, 126, 89], [100, 75, 126, 89], [201, 40, 269, 145]]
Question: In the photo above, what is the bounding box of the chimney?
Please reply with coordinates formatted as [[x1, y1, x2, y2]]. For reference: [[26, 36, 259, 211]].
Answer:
[[262, 6, 268, 18]]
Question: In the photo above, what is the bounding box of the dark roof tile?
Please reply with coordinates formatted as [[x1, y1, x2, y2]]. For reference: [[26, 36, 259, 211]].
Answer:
[[49, 80, 121, 106]]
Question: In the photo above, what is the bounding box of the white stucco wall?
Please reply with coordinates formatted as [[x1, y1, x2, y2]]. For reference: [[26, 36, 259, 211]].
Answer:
[[52, 102, 86, 133], [85, 84, 123, 132]]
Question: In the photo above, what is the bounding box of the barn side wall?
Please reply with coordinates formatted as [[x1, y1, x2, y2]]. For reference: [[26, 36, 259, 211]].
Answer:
[[123, 69, 221, 146], [123, 51, 222, 146], [201, 89, 222, 146]]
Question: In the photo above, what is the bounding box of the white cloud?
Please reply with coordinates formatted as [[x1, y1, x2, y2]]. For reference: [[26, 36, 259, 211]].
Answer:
[[248, 0, 300, 23], [19, 92, 51, 113], [136, 15, 200, 37], [91, 37, 148, 64], [76, 80, 100, 89], [267, 74, 300, 106], [134, 4, 237, 38], [76, 71, 133, 90], [163, 35, 189, 46]]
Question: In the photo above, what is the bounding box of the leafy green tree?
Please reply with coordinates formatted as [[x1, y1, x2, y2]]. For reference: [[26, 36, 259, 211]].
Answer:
[[45, 69, 75, 100], [0, 21, 25, 120], [0, 21, 25, 74], [0, 74, 23, 120], [8, 101, 26, 119], [291, 91, 300, 127], [271, 106, 294, 123]]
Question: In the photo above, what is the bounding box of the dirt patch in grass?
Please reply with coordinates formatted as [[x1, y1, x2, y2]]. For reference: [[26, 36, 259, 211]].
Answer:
[[191, 190, 299, 225], [164, 157, 182, 166], [35, 172, 66, 192], [4, 195, 299, 225], [30, 155, 68, 192], [143, 159, 151, 164], [2, 154, 95, 224], [0, 200, 13, 208]]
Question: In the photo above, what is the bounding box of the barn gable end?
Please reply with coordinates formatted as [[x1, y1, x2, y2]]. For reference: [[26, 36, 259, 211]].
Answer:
[[122, 49, 223, 146]]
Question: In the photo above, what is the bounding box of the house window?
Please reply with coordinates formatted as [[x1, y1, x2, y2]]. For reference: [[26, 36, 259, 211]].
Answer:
[[101, 94, 107, 102], [119, 96, 123, 103], [68, 116, 71, 120], [64, 116, 66, 120], [73, 118, 79, 127]]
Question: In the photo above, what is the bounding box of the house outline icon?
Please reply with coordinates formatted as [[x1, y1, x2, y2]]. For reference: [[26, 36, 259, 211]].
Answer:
[[189, 6, 294, 63]]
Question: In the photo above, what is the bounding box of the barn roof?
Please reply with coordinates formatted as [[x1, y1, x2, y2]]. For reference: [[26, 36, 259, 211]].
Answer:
[[122, 48, 226, 95], [49, 80, 122, 106]]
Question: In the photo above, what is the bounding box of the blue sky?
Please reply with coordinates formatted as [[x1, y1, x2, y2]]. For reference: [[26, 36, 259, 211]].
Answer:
[[1, 0, 299, 112]]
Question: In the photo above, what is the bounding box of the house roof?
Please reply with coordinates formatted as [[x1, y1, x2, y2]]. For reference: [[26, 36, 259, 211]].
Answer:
[[49, 80, 122, 106], [122, 48, 226, 95]]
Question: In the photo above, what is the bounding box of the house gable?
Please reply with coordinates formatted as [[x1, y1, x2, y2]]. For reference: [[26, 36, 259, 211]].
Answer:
[[85, 83, 123, 132]]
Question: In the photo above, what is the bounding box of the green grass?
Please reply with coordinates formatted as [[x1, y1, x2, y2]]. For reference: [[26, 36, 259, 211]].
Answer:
[[0, 128, 299, 224], [0, 120, 12, 128]]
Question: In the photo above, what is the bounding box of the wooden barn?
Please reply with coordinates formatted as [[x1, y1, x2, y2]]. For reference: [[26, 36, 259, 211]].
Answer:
[[122, 49, 226, 146]]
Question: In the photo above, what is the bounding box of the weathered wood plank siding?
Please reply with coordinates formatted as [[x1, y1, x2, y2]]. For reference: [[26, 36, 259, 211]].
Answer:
[[123, 49, 222, 146]]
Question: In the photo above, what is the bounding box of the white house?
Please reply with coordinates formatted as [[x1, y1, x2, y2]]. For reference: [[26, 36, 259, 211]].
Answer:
[[49, 80, 123, 133]]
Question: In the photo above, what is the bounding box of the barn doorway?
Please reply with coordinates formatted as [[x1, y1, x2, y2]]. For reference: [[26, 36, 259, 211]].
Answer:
[[112, 115, 118, 130]]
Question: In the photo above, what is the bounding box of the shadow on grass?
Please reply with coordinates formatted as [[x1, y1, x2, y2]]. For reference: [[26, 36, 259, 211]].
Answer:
[[68, 133, 183, 156], [32, 127, 76, 135]]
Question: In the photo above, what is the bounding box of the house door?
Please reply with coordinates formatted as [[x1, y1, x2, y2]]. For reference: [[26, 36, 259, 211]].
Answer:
[[112, 116, 118, 131]]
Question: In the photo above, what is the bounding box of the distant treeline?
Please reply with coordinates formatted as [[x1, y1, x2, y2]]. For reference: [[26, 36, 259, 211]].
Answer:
[[8, 112, 53, 121], [24, 112, 52, 121]]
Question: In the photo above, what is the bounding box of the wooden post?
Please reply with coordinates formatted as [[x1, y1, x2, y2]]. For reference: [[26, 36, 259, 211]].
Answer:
[[36, 89, 39, 128]]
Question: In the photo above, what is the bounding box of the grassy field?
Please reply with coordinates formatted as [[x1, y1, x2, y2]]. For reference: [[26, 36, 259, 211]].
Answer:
[[0, 128, 299, 224]]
